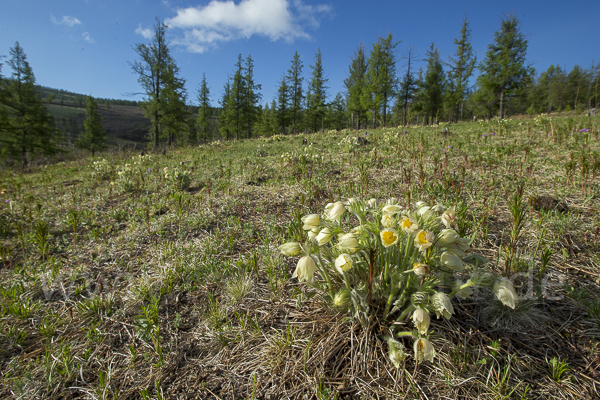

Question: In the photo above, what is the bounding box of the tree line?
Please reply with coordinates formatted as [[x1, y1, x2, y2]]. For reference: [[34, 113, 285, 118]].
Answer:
[[2, 13, 599, 161]]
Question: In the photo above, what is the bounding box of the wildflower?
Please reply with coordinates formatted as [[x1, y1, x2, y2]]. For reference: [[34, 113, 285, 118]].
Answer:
[[278, 242, 301, 256], [292, 256, 316, 282], [440, 208, 455, 228], [414, 230, 434, 252], [334, 254, 353, 273], [302, 214, 320, 230], [308, 227, 320, 241], [438, 229, 458, 245], [453, 280, 473, 300], [432, 292, 454, 320], [380, 228, 400, 247], [333, 288, 351, 308], [412, 263, 430, 277], [388, 338, 408, 368], [493, 279, 518, 309], [337, 232, 359, 252], [399, 215, 419, 235], [386, 197, 400, 206], [440, 251, 464, 271], [366, 198, 378, 208], [431, 203, 446, 213], [412, 308, 431, 335], [381, 213, 394, 228], [327, 202, 346, 221], [382, 204, 402, 215], [316, 228, 333, 246], [414, 338, 435, 362], [417, 205, 433, 219]]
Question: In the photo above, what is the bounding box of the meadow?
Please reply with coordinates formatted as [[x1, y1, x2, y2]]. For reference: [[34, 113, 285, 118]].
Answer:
[[0, 115, 599, 399]]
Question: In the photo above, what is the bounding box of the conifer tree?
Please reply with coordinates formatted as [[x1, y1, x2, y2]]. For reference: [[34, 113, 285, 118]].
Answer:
[[2, 42, 57, 166], [286, 51, 304, 133], [276, 74, 290, 134], [344, 43, 369, 129], [477, 13, 532, 118], [307, 48, 328, 132], [242, 55, 261, 138], [131, 18, 187, 148], [367, 33, 399, 127], [78, 96, 106, 157], [447, 14, 476, 122], [218, 78, 233, 140], [196, 73, 211, 142], [421, 43, 445, 125], [398, 45, 418, 126]]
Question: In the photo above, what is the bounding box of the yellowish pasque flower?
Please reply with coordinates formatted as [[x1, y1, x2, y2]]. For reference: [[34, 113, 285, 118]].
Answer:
[[440, 208, 455, 228], [431, 203, 446, 213], [333, 288, 351, 308], [380, 228, 400, 247], [438, 229, 458, 245], [432, 292, 454, 320], [412, 308, 431, 335], [440, 251, 464, 271], [382, 204, 402, 215], [337, 232, 358, 252], [412, 262, 430, 277], [279, 242, 301, 256], [414, 338, 435, 362], [381, 213, 395, 228], [417, 205, 433, 219], [307, 227, 319, 241], [388, 338, 408, 368], [334, 253, 353, 273], [493, 279, 518, 309], [453, 280, 473, 300], [399, 215, 419, 235], [327, 201, 345, 221], [366, 198, 378, 208], [292, 256, 316, 282], [316, 228, 333, 246], [302, 214, 320, 230], [414, 230, 435, 252]]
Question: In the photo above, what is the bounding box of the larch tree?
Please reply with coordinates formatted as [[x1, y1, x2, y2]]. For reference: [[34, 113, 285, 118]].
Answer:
[[78, 96, 106, 157], [131, 18, 186, 148], [344, 43, 369, 129], [2, 42, 57, 166], [242, 54, 261, 138], [286, 51, 304, 133], [196, 73, 211, 142], [276, 74, 290, 134], [307, 48, 328, 132], [477, 13, 532, 118], [421, 43, 445, 125], [367, 33, 399, 127], [398, 45, 418, 126], [447, 14, 476, 122]]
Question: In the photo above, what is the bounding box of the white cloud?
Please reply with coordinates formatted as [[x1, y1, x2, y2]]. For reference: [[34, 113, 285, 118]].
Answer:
[[51, 14, 82, 27], [135, 24, 153, 39], [82, 32, 95, 43], [165, 0, 332, 53]]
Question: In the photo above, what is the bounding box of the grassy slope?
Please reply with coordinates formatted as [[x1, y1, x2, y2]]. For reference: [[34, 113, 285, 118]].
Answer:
[[0, 117, 599, 399]]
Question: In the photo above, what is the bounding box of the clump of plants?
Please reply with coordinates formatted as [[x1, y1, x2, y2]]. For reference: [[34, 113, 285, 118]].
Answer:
[[279, 198, 518, 366], [164, 166, 191, 191], [91, 159, 113, 180]]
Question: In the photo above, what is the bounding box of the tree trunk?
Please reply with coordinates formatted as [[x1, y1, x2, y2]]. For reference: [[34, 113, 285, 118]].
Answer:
[[499, 89, 505, 118]]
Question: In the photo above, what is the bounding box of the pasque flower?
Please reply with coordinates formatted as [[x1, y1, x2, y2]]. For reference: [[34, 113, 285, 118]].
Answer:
[[414, 230, 435, 252], [278, 242, 301, 256], [440, 251, 464, 271], [388, 338, 408, 368], [302, 214, 320, 230], [334, 253, 353, 273], [493, 279, 518, 309], [432, 292, 454, 320], [327, 201, 346, 221], [380, 228, 400, 247], [412, 262, 430, 277], [399, 215, 419, 234], [337, 232, 358, 252], [316, 228, 333, 246], [414, 338, 435, 362], [412, 308, 431, 335], [292, 256, 316, 282]]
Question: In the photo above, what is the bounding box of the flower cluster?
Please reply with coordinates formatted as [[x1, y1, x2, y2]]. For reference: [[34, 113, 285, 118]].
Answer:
[[163, 166, 192, 190], [278, 198, 518, 367], [92, 159, 113, 180]]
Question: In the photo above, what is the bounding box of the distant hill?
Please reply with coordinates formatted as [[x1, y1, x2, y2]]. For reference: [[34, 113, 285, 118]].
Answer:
[[36, 86, 151, 147]]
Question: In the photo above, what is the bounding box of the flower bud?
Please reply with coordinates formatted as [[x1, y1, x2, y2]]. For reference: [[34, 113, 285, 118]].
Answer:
[[493, 279, 518, 309], [334, 253, 353, 273], [412, 308, 430, 335], [316, 228, 333, 246], [333, 288, 351, 308], [278, 242, 301, 256], [292, 256, 316, 282], [432, 292, 454, 320], [302, 214, 320, 230], [414, 338, 435, 362]]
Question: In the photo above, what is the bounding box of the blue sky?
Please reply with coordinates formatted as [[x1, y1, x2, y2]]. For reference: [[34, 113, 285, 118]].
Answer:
[[1, 0, 599, 106]]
